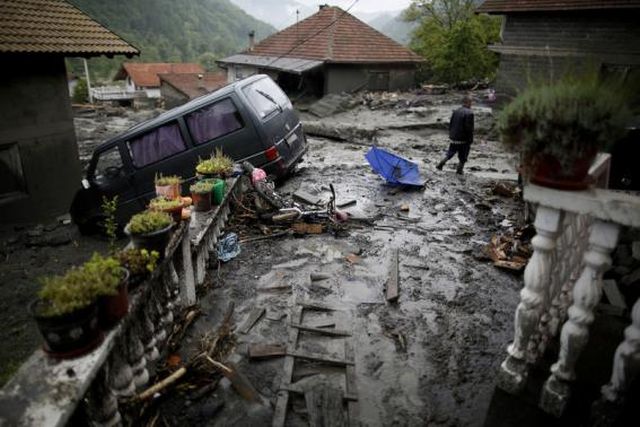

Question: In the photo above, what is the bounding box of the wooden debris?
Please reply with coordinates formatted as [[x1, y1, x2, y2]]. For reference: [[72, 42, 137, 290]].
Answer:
[[240, 230, 290, 244], [602, 280, 627, 309], [399, 204, 410, 212], [288, 350, 354, 366], [190, 378, 221, 401], [239, 307, 265, 334], [310, 273, 331, 282], [205, 357, 261, 402], [345, 342, 360, 426], [309, 320, 336, 329], [386, 249, 399, 303], [483, 226, 533, 272], [345, 254, 360, 264], [257, 283, 292, 293], [305, 386, 347, 427], [248, 344, 287, 359], [492, 182, 518, 198], [292, 222, 324, 235], [494, 260, 526, 272], [273, 306, 303, 427], [403, 263, 429, 271], [167, 307, 201, 352], [297, 300, 340, 311], [265, 309, 287, 321], [290, 323, 351, 337], [135, 367, 187, 401], [337, 200, 357, 208], [293, 190, 323, 206]]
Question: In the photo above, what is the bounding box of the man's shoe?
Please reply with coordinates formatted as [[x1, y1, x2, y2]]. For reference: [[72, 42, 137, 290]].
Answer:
[[456, 164, 464, 175], [436, 160, 445, 171]]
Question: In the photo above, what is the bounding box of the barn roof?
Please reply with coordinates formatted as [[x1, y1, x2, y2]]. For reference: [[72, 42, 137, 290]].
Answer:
[[477, 0, 640, 13], [0, 0, 138, 56], [159, 72, 228, 99], [115, 63, 205, 88]]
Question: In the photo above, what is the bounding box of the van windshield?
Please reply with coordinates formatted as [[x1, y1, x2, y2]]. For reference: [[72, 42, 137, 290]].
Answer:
[[243, 78, 290, 120]]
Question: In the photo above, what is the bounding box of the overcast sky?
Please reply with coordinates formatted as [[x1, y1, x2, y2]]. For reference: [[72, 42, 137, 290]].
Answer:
[[297, 0, 413, 13]]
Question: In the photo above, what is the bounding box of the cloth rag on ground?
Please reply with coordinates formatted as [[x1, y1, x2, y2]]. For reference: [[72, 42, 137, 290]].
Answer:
[[365, 146, 425, 187], [217, 232, 241, 262]]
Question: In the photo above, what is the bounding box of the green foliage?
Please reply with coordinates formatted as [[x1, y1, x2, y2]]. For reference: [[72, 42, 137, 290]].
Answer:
[[154, 174, 181, 186], [497, 75, 633, 169], [149, 196, 183, 210], [190, 181, 214, 194], [405, 0, 501, 83], [196, 149, 234, 175], [116, 248, 159, 276], [101, 196, 119, 254], [38, 254, 123, 317], [72, 78, 89, 103], [68, 0, 276, 81], [127, 210, 172, 235], [198, 52, 219, 71]]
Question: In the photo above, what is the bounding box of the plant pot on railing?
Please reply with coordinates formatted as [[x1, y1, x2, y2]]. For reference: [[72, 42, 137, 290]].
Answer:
[[212, 179, 226, 205], [115, 248, 159, 290], [195, 149, 234, 181], [98, 268, 130, 328], [149, 196, 184, 223], [155, 174, 182, 199], [125, 210, 174, 260], [190, 181, 213, 212], [497, 75, 632, 191]]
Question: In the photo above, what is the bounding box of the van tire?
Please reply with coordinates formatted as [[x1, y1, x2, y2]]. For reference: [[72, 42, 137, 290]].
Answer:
[[77, 215, 107, 236]]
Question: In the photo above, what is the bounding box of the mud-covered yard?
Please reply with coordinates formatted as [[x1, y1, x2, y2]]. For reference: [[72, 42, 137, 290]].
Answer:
[[0, 92, 526, 426]]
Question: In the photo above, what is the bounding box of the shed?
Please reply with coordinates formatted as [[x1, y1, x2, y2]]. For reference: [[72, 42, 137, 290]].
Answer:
[[218, 5, 423, 96], [0, 0, 138, 223], [159, 72, 228, 109]]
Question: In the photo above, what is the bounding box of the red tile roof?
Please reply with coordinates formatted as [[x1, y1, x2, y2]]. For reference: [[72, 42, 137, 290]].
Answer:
[[116, 63, 205, 88], [159, 72, 228, 99], [249, 6, 422, 64], [477, 0, 640, 13], [0, 0, 138, 56]]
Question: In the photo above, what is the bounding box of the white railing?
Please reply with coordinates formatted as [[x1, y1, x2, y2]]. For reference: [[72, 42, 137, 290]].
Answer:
[[0, 177, 246, 426], [90, 86, 147, 101], [497, 157, 640, 417]]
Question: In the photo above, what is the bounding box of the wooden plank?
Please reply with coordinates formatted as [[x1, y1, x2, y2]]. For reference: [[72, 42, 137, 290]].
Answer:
[[345, 342, 360, 427], [248, 344, 286, 360], [602, 280, 627, 309], [293, 190, 323, 206], [305, 387, 347, 427], [282, 384, 358, 401], [309, 321, 336, 329], [297, 300, 340, 311], [288, 350, 354, 366], [272, 306, 303, 427], [292, 222, 324, 235], [386, 249, 399, 302], [290, 323, 351, 337], [239, 307, 266, 334]]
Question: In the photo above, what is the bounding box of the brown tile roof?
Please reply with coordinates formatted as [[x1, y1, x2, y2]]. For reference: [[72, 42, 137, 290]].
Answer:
[[477, 0, 640, 13], [0, 0, 138, 56], [116, 63, 205, 88], [159, 72, 228, 99], [249, 5, 422, 64]]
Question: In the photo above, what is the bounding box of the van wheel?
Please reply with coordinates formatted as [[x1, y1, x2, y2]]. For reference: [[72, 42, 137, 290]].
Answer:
[[77, 215, 107, 236]]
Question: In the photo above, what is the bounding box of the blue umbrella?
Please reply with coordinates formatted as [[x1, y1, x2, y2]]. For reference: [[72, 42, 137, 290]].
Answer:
[[365, 146, 425, 187]]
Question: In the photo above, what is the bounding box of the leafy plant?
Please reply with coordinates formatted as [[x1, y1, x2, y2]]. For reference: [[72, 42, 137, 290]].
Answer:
[[155, 173, 181, 186], [190, 181, 214, 194], [127, 210, 172, 235], [149, 196, 183, 210], [497, 75, 633, 170], [196, 148, 233, 175], [38, 253, 123, 317], [116, 248, 159, 276], [101, 195, 119, 254]]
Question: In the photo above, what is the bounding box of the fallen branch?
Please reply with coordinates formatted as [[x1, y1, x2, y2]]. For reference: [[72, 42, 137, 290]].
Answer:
[[135, 367, 187, 401], [240, 230, 290, 244]]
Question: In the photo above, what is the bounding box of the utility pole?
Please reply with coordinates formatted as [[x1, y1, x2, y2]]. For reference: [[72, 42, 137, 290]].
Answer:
[[83, 58, 93, 104]]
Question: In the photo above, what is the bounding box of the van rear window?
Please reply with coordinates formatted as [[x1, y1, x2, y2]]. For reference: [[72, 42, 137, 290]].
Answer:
[[186, 98, 243, 145], [128, 122, 186, 168], [243, 78, 290, 120]]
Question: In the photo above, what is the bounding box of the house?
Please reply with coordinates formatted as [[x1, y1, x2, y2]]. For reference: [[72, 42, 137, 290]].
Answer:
[[159, 72, 228, 109], [217, 5, 423, 96], [476, 0, 640, 96], [0, 0, 138, 223], [113, 62, 205, 105]]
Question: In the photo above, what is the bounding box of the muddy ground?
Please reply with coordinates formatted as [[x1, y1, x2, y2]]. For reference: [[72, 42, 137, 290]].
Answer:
[[0, 92, 525, 426]]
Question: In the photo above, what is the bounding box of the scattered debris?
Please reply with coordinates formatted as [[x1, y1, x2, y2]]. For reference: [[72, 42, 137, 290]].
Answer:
[[345, 253, 361, 265], [135, 367, 187, 401], [482, 226, 534, 272], [386, 249, 400, 302], [238, 307, 265, 334], [400, 204, 410, 212], [292, 222, 324, 235], [205, 358, 262, 403], [492, 182, 519, 198], [310, 273, 331, 282], [216, 233, 241, 262], [293, 190, 323, 206], [337, 200, 357, 208], [248, 344, 287, 359], [305, 386, 347, 427]]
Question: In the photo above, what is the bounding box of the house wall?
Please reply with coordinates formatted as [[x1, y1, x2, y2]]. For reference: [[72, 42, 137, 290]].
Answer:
[[0, 54, 81, 223], [494, 10, 640, 96], [160, 81, 189, 109], [227, 65, 259, 83], [324, 64, 417, 94]]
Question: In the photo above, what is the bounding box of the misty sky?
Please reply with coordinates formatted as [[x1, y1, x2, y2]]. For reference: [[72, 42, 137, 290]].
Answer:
[[297, 0, 414, 13]]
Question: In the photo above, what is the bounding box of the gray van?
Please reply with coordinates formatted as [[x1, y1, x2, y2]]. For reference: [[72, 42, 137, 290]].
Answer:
[[71, 74, 307, 233]]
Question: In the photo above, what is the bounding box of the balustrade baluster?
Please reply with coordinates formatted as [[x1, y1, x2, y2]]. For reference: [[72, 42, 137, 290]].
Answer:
[[108, 338, 135, 398], [84, 367, 121, 427], [498, 206, 563, 393], [141, 306, 159, 361], [540, 220, 620, 416], [180, 231, 196, 305], [126, 323, 149, 388]]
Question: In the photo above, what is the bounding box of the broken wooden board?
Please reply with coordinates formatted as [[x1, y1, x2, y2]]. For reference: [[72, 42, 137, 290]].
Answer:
[[602, 280, 627, 309], [239, 307, 266, 334], [288, 350, 355, 366], [493, 259, 526, 272], [292, 222, 324, 235], [296, 300, 340, 311], [248, 344, 287, 360], [309, 320, 336, 329], [293, 190, 323, 206], [272, 306, 303, 427], [257, 283, 292, 293], [337, 200, 357, 208], [345, 342, 360, 427], [283, 384, 358, 401], [305, 386, 347, 427], [290, 323, 351, 337], [386, 249, 399, 302]]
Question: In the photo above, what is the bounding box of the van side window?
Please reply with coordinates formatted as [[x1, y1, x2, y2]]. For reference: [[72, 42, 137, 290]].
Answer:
[[128, 122, 186, 168], [95, 146, 124, 179], [185, 98, 244, 145]]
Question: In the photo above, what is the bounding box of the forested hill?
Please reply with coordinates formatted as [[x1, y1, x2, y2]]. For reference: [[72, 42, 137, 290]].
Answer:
[[69, 0, 276, 80]]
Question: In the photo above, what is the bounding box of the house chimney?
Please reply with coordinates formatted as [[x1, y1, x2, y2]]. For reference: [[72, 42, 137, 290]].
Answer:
[[319, 4, 328, 10], [248, 31, 255, 51]]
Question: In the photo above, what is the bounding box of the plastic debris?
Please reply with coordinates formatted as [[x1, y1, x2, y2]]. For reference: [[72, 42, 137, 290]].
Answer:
[[217, 232, 241, 262]]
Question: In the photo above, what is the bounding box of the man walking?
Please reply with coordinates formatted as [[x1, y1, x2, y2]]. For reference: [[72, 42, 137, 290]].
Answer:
[[436, 95, 474, 175]]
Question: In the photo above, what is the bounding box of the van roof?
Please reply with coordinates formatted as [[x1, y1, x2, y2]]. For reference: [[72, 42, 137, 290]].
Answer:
[[99, 74, 268, 147]]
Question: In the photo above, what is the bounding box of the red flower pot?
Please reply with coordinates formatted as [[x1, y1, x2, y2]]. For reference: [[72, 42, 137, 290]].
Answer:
[[529, 150, 597, 191], [99, 269, 130, 328], [192, 191, 212, 212]]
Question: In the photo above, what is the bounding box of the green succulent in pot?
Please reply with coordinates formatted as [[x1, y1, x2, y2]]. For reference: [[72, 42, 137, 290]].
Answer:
[[154, 174, 181, 186], [116, 248, 159, 276], [497, 75, 633, 189], [196, 148, 234, 177], [126, 210, 173, 235], [190, 180, 214, 194]]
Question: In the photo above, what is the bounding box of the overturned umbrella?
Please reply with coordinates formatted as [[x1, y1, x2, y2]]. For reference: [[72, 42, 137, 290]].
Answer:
[[365, 146, 425, 187]]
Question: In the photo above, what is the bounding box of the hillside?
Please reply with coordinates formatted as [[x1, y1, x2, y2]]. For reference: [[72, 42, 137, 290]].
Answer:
[[69, 0, 276, 80], [369, 12, 416, 45]]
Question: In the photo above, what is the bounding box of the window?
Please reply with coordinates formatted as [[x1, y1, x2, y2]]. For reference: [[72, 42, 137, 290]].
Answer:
[[128, 122, 186, 168], [94, 146, 124, 179], [186, 98, 244, 145], [243, 78, 290, 120], [0, 143, 26, 200]]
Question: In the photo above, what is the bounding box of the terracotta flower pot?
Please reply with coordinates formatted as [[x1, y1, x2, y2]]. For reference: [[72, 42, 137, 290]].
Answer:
[[155, 183, 180, 199], [529, 149, 598, 191], [99, 268, 130, 328], [191, 191, 212, 212]]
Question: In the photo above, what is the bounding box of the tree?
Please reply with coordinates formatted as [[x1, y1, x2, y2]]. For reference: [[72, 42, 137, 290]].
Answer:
[[198, 52, 219, 71], [72, 78, 89, 104], [404, 0, 501, 83]]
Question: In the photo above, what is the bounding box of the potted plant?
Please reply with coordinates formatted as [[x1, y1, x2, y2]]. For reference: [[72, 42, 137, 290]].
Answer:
[[83, 253, 130, 328], [195, 148, 234, 179], [116, 248, 160, 289], [190, 181, 213, 212], [149, 196, 184, 223], [497, 76, 632, 190], [124, 210, 174, 259], [155, 174, 182, 199]]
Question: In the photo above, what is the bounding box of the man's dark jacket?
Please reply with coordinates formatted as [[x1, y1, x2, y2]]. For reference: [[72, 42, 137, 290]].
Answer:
[[449, 106, 474, 144]]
